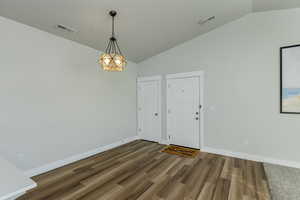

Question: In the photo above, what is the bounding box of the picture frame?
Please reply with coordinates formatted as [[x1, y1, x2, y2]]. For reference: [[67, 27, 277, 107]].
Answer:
[[280, 44, 300, 114]]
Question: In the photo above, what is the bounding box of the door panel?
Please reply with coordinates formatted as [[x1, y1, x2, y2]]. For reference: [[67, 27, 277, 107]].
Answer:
[[167, 77, 200, 148], [138, 80, 161, 142]]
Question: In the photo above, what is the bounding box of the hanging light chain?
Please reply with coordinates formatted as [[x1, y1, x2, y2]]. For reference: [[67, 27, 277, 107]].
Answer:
[[112, 13, 115, 38], [105, 10, 123, 57], [99, 10, 126, 72]]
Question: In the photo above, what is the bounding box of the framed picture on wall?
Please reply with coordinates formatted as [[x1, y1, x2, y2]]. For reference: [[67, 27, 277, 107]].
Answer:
[[280, 44, 300, 114]]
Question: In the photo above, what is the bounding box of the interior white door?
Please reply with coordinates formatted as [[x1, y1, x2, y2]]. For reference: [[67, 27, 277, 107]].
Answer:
[[138, 79, 161, 142], [167, 77, 200, 149]]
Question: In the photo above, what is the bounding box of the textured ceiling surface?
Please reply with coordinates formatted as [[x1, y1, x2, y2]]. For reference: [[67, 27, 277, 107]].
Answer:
[[0, 0, 299, 62]]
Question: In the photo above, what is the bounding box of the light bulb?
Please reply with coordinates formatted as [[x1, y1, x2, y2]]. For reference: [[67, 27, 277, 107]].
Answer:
[[115, 59, 121, 65], [104, 58, 110, 65], [99, 53, 126, 71]]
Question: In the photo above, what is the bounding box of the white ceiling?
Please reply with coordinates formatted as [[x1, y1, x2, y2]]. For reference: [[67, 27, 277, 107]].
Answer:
[[253, 0, 300, 12], [0, 0, 299, 63]]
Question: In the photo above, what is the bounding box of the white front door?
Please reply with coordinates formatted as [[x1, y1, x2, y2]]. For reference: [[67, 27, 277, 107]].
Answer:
[[167, 77, 200, 149], [137, 78, 161, 142]]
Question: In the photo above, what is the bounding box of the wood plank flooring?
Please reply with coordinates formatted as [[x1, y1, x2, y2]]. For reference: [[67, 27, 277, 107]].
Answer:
[[17, 140, 271, 200]]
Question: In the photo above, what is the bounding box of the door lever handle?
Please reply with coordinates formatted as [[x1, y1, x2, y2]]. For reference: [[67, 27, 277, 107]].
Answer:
[[154, 113, 158, 116]]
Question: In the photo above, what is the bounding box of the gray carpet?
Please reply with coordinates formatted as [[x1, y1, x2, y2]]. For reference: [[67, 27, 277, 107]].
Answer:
[[264, 163, 300, 200]]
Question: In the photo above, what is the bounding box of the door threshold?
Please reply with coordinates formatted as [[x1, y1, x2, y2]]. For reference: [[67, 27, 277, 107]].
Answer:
[[141, 139, 159, 143], [169, 144, 200, 150]]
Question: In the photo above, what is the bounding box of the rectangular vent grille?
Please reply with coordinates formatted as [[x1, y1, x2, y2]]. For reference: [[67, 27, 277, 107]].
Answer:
[[198, 16, 216, 25], [56, 24, 76, 33]]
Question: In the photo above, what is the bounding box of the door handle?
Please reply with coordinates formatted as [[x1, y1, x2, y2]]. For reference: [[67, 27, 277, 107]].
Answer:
[[195, 117, 199, 120], [154, 113, 158, 116]]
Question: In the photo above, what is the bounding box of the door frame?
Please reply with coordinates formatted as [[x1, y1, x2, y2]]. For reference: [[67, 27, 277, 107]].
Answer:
[[166, 71, 204, 149], [137, 75, 162, 142]]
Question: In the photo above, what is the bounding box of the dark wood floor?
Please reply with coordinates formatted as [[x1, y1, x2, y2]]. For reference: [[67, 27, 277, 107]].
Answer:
[[18, 140, 271, 200]]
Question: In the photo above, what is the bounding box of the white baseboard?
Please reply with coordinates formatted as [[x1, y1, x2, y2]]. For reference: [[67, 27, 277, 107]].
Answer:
[[25, 137, 300, 177], [25, 136, 140, 177], [159, 139, 170, 145], [202, 146, 300, 169], [5, 192, 25, 200]]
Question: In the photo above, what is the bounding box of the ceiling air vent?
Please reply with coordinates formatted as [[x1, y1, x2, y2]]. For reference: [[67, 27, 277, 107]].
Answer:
[[56, 24, 76, 33], [198, 16, 216, 25]]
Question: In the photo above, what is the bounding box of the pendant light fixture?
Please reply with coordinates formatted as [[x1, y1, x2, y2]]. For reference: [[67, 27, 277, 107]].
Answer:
[[99, 10, 126, 72]]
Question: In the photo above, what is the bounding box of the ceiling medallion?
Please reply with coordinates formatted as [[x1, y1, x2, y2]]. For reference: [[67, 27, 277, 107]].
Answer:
[[99, 10, 126, 72]]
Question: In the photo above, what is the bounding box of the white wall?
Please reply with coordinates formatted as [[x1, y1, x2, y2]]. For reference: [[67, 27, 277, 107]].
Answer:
[[0, 16, 138, 171], [139, 8, 300, 164]]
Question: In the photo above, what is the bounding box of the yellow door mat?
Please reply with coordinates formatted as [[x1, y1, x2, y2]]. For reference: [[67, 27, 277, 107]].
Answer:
[[162, 145, 199, 158]]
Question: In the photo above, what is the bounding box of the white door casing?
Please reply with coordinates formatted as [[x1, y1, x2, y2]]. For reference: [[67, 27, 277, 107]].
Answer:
[[137, 76, 162, 142], [166, 71, 204, 149]]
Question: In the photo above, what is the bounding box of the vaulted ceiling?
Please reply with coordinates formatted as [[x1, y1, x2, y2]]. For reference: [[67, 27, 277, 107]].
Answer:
[[0, 0, 299, 62], [253, 0, 300, 12]]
